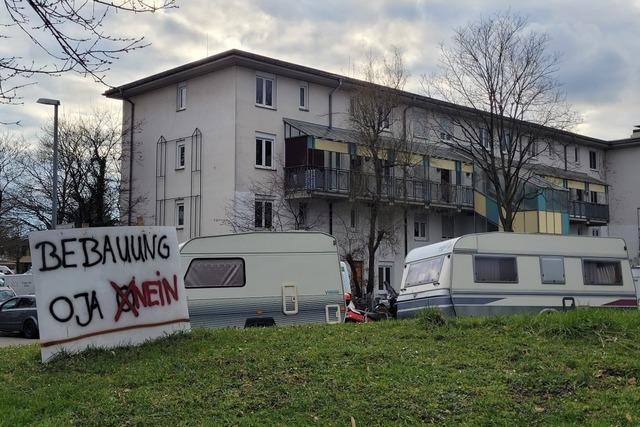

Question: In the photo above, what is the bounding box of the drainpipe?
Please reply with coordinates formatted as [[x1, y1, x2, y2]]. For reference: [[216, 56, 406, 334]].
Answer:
[[328, 78, 343, 128], [124, 95, 135, 226]]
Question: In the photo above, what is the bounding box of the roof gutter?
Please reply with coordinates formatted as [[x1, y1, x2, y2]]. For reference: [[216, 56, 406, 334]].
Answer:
[[124, 93, 135, 226]]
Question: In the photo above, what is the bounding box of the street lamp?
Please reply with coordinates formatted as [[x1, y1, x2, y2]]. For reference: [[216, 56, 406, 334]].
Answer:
[[37, 98, 61, 229]]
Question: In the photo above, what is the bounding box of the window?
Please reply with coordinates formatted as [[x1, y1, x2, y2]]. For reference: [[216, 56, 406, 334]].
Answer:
[[479, 128, 490, 148], [574, 146, 580, 163], [1, 298, 19, 310], [591, 228, 600, 237], [176, 140, 186, 169], [350, 208, 357, 230], [184, 258, 246, 288], [474, 256, 518, 283], [255, 200, 273, 229], [299, 82, 308, 110], [526, 140, 538, 157], [442, 216, 454, 239], [414, 217, 428, 240], [540, 256, 565, 284], [177, 82, 187, 111], [500, 132, 513, 152], [405, 256, 444, 288], [298, 202, 307, 227], [256, 75, 274, 107], [255, 135, 274, 168], [17, 297, 36, 308], [590, 191, 598, 204], [382, 112, 390, 130], [439, 118, 453, 141], [583, 260, 622, 286], [378, 265, 392, 291], [589, 150, 598, 170], [175, 201, 185, 228]]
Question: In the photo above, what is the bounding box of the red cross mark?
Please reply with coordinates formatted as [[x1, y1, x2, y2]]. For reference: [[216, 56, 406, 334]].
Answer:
[[110, 278, 139, 322]]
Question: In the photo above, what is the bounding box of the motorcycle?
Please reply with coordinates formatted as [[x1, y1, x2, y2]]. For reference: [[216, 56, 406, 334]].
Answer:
[[344, 281, 398, 323]]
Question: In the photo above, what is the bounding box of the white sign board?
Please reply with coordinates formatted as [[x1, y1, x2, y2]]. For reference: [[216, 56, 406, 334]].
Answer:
[[29, 226, 191, 362]]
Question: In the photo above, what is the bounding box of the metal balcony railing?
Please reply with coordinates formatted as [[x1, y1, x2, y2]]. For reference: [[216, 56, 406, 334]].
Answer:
[[569, 200, 609, 222], [285, 166, 474, 208]]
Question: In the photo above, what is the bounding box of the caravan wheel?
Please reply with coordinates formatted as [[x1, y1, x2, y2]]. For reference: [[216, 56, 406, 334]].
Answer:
[[538, 308, 558, 315]]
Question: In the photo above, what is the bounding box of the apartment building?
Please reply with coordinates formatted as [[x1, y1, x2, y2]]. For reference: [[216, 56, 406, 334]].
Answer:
[[105, 49, 626, 291], [606, 127, 640, 264]]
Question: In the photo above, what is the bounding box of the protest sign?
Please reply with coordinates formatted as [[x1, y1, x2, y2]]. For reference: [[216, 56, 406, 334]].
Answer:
[[29, 226, 191, 362]]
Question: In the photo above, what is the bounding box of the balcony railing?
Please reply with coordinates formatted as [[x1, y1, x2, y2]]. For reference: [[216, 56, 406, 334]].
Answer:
[[570, 200, 609, 222], [285, 166, 474, 208]]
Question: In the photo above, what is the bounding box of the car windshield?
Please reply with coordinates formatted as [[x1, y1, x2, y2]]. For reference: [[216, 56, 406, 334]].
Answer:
[[405, 256, 445, 288], [0, 290, 14, 300]]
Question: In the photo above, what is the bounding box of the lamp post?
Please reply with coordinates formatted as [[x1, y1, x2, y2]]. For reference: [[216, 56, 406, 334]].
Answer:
[[37, 98, 61, 229]]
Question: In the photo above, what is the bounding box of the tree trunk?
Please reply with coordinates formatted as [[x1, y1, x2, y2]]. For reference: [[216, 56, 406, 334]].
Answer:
[[366, 203, 378, 295]]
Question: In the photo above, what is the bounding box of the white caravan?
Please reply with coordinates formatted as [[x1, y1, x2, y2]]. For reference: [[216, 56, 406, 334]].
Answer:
[[3, 274, 35, 295], [180, 232, 344, 328], [397, 233, 638, 318]]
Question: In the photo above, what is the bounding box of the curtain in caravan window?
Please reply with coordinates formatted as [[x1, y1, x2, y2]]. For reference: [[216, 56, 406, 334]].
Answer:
[[474, 256, 518, 283], [185, 258, 246, 288], [583, 260, 622, 286], [405, 256, 444, 287]]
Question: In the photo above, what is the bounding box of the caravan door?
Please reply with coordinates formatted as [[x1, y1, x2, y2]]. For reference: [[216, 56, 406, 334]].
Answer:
[[282, 283, 299, 315]]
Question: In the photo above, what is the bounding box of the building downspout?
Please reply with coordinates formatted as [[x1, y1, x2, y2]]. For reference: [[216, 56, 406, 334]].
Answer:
[[328, 78, 343, 128], [125, 96, 135, 226]]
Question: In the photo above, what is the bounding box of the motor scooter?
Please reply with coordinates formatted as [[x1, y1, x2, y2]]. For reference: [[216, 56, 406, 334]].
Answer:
[[344, 285, 396, 323]]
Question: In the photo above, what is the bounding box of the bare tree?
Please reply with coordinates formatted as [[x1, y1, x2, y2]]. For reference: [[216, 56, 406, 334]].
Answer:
[[423, 12, 579, 231], [348, 48, 417, 294], [224, 160, 322, 233], [13, 108, 142, 229], [1, 0, 176, 107], [0, 130, 24, 221]]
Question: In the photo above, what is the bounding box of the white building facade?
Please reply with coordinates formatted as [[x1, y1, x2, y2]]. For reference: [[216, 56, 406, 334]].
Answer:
[[106, 49, 632, 291]]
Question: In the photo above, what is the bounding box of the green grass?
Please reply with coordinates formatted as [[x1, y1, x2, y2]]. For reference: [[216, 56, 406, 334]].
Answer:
[[2, 309, 640, 426]]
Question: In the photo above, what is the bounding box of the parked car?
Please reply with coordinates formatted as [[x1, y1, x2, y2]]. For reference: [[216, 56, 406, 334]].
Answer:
[[0, 287, 16, 303], [397, 232, 638, 318], [0, 296, 39, 339], [0, 265, 14, 275]]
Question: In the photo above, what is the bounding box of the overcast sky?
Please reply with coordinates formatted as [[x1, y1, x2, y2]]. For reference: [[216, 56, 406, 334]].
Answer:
[[2, 0, 639, 141]]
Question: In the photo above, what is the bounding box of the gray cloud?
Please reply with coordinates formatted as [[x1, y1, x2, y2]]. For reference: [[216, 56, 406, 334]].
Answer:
[[1, 0, 638, 140]]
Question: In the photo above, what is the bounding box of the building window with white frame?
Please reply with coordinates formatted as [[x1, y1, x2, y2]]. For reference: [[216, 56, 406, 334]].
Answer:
[[574, 146, 580, 164], [255, 199, 273, 229], [255, 134, 274, 168], [589, 150, 598, 170], [175, 201, 185, 228], [176, 140, 186, 169], [414, 217, 428, 240], [299, 82, 308, 110], [479, 128, 490, 148], [350, 208, 358, 230], [256, 74, 275, 108], [442, 216, 454, 239], [439, 117, 453, 141], [177, 82, 187, 111]]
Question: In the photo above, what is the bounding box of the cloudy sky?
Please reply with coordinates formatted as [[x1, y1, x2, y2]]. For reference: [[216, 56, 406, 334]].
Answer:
[[2, 0, 639, 140]]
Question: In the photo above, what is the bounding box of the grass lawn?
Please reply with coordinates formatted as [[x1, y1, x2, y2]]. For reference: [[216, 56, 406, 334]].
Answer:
[[1, 309, 640, 426]]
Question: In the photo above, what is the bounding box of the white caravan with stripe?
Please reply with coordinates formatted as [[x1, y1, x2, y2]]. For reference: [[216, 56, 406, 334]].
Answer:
[[180, 232, 344, 328], [397, 233, 638, 318]]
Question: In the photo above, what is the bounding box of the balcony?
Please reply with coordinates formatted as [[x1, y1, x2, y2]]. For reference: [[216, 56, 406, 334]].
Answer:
[[569, 201, 609, 223], [285, 166, 474, 209]]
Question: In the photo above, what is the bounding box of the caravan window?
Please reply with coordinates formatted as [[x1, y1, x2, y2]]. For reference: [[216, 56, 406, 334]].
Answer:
[[583, 260, 623, 286], [540, 256, 565, 284], [405, 256, 444, 288], [184, 258, 246, 288], [474, 256, 518, 283]]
